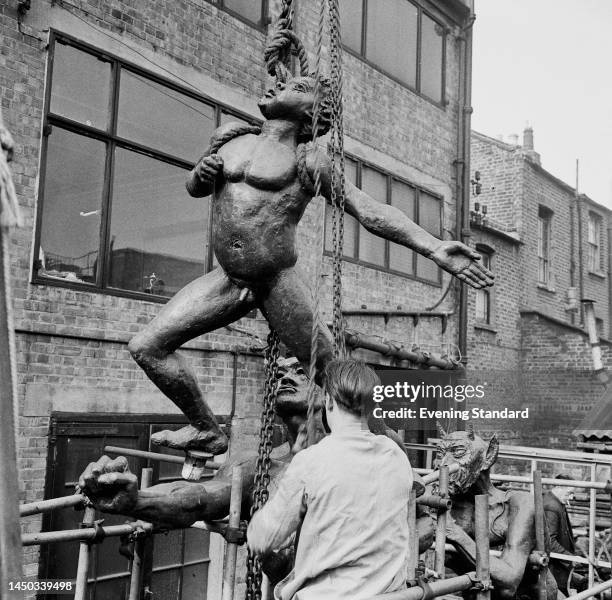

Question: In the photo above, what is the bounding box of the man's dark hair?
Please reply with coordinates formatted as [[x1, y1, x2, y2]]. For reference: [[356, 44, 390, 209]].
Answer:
[[555, 473, 573, 481], [323, 358, 380, 416]]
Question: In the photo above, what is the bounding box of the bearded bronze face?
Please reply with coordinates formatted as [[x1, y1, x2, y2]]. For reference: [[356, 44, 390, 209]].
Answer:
[[434, 427, 499, 496]]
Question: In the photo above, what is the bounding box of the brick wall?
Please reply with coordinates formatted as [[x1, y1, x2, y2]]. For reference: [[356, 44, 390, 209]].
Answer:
[[2, 0, 470, 587], [468, 130, 612, 449]]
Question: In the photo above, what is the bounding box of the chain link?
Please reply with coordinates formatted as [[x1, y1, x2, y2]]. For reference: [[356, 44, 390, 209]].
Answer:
[[245, 330, 281, 600], [327, 0, 346, 358]]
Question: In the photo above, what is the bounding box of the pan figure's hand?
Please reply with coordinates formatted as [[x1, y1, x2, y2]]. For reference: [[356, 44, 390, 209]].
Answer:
[[78, 455, 139, 514], [430, 241, 494, 289], [195, 154, 224, 184]]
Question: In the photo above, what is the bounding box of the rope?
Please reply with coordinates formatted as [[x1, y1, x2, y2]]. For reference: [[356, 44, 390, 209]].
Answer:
[[305, 0, 327, 447]]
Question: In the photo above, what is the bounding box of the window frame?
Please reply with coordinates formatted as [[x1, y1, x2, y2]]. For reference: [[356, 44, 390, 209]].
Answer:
[[342, 0, 447, 106], [34, 32, 259, 303], [537, 206, 552, 286], [324, 154, 443, 286], [587, 211, 603, 274], [205, 0, 269, 31], [474, 245, 493, 325]]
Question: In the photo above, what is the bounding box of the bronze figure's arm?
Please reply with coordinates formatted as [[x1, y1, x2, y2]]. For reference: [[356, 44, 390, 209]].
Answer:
[[307, 147, 494, 289], [446, 496, 534, 599], [78, 455, 248, 530]]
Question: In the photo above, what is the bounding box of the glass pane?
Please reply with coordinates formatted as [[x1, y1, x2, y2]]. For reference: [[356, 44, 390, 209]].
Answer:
[[39, 128, 104, 284], [389, 179, 415, 274], [324, 157, 358, 257], [118, 70, 215, 161], [416, 253, 439, 282], [153, 529, 184, 568], [366, 0, 417, 86], [182, 563, 209, 599], [51, 43, 111, 130], [339, 0, 363, 53], [184, 528, 210, 563], [92, 577, 130, 600], [419, 191, 441, 236], [151, 570, 180, 599], [223, 0, 262, 24], [107, 149, 208, 297], [421, 14, 444, 102], [220, 111, 251, 127], [359, 166, 387, 266]]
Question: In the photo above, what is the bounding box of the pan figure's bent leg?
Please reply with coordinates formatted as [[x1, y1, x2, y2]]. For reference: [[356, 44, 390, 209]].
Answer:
[[257, 266, 334, 384], [128, 268, 255, 453]]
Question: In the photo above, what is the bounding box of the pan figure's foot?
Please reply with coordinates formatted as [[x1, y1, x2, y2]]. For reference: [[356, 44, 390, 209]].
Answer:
[[151, 425, 228, 455]]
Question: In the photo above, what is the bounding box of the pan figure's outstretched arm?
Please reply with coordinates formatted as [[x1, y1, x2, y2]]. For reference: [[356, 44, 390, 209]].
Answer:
[[307, 148, 494, 289]]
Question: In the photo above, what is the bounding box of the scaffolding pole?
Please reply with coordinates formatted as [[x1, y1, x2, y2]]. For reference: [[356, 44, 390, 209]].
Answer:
[[74, 506, 96, 600], [221, 465, 243, 600], [474, 495, 491, 600], [0, 171, 23, 598], [128, 468, 153, 600], [434, 466, 449, 577]]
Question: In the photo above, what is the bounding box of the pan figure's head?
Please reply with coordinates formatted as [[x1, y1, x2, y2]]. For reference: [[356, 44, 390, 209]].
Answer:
[[434, 424, 499, 496], [258, 74, 332, 141]]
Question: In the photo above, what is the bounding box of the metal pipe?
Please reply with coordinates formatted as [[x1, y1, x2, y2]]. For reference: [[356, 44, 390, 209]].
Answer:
[[344, 331, 458, 369], [587, 464, 596, 592], [532, 471, 547, 600], [564, 577, 612, 600], [475, 495, 491, 600], [74, 506, 96, 600], [445, 546, 612, 570], [128, 468, 153, 600], [22, 521, 154, 546], [581, 299, 603, 372], [222, 465, 243, 600], [104, 445, 223, 470], [370, 573, 476, 600], [419, 463, 460, 485], [416, 494, 451, 511], [20, 494, 84, 517], [607, 224, 612, 338], [342, 310, 453, 319], [434, 465, 449, 576], [407, 490, 418, 583], [409, 441, 612, 465], [457, 1, 475, 362]]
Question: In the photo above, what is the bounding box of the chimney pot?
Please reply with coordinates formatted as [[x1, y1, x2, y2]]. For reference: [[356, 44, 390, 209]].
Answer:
[[523, 126, 534, 150]]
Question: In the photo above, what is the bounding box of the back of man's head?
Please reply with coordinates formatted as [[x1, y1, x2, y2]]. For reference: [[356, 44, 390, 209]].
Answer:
[[324, 359, 380, 416]]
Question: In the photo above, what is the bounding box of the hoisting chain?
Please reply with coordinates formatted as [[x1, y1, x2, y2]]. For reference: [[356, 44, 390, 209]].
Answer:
[[245, 330, 281, 600], [245, 1, 298, 598], [327, 0, 346, 357]]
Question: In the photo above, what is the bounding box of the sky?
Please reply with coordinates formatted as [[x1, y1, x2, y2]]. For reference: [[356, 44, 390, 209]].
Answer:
[[471, 0, 612, 208]]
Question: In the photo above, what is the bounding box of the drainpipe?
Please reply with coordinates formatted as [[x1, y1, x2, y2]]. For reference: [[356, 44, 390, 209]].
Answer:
[[569, 196, 576, 325], [577, 194, 585, 323], [456, 1, 475, 363], [608, 223, 612, 339], [581, 299, 604, 378]]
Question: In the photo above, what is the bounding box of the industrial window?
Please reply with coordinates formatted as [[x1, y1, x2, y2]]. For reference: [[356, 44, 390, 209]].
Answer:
[[588, 212, 604, 273], [339, 0, 446, 103], [475, 249, 492, 324], [40, 414, 223, 600], [537, 206, 552, 285], [35, 35, 256, 301], [207, 0, 268, 28], [324, 157, 442, 284]]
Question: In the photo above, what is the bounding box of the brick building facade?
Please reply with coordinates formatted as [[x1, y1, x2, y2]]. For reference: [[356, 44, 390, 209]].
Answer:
[[467, 129, 612, 449], [2, 0, 474, 595]]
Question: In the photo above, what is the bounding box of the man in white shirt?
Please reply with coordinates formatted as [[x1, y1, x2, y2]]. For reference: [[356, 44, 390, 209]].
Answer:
[[248, 358, 414, 600]]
